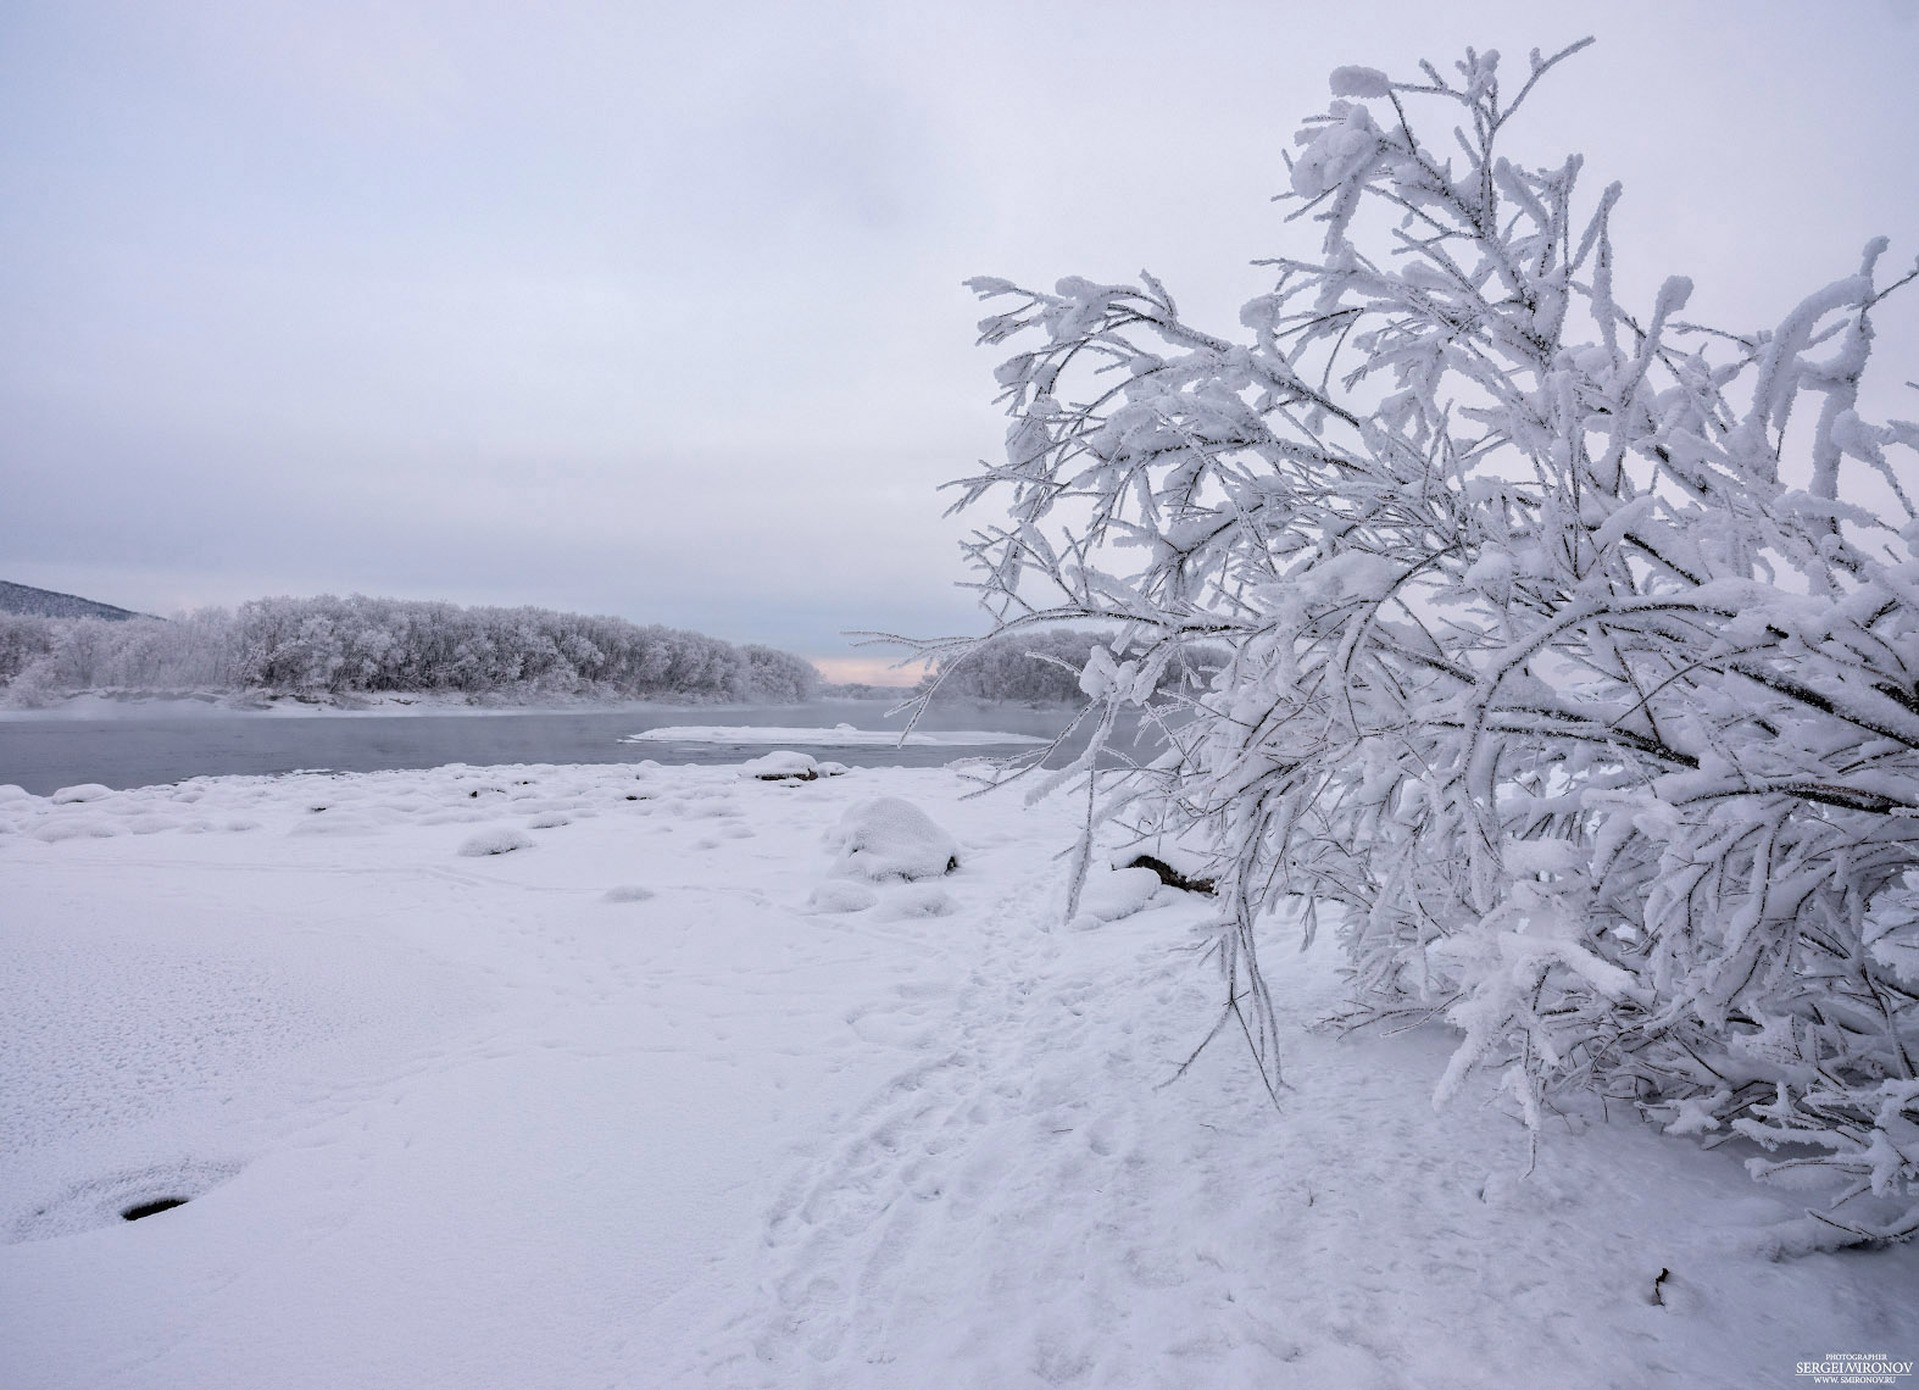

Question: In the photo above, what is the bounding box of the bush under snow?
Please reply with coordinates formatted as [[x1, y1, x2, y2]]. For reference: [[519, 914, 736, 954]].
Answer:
[[944, 41, 1919, 1247], [459, 827, 535, 858]]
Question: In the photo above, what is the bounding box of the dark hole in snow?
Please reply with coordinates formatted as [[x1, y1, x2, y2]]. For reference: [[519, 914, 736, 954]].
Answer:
[[1126, 854, 1216, 895], [121, 1197, 187, 1222]]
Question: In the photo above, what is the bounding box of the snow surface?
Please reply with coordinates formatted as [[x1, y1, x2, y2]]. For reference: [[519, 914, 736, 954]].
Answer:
[[2, 760, 1915, 1388], [623, 722, 1046, 747]]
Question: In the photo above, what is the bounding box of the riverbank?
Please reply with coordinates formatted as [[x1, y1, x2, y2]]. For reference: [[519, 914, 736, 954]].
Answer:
[[0, 687, 920, 721]]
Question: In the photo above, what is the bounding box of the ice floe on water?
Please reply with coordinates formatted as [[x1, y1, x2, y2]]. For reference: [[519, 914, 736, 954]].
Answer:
[[623, 722, 1045, 747]]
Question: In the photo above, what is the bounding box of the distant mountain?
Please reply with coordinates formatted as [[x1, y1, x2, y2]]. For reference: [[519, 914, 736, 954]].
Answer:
[[0, 580, 149, 621]]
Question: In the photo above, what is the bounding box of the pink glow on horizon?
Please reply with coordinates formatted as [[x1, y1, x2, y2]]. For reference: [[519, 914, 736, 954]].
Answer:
[[811, 655, 928, 687]]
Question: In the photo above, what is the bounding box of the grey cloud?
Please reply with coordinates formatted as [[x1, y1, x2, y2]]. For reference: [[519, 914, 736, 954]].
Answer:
[[3, 0, 1914, 661]]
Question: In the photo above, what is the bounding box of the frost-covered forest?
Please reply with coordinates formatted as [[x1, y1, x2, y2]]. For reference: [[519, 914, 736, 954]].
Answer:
[[0, 595, 819, 706], [947, 42, 1919, 1249], [918, 627, 1215, 704], [920, 629, 1110, 704]]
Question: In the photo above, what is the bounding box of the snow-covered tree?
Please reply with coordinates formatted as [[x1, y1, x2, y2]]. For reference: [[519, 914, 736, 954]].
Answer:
[[742, 643, 823, 704], [946, 41, 1919, 1247], [0, 614, 56, 684]]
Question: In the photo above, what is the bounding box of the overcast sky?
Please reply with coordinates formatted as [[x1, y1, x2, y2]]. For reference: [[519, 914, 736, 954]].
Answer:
[[3, 1, 1915, 677]]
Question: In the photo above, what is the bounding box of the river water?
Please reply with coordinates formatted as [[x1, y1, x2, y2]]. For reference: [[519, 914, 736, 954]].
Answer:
[[0, 700, 1100, 797]]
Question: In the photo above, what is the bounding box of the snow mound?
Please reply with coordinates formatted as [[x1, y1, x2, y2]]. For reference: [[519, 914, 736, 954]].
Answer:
[[459, 827, 534, 857], [51, 783, 114, 805], [829, 797, 959, 882], [1072, 866, 1164, 928], [32, 819, 119, 843], [807, 881, 879, 914]]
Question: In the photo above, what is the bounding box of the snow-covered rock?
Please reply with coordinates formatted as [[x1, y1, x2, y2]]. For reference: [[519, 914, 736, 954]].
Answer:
[[829, 796, 959, 882], [740, 750, 823, 781]]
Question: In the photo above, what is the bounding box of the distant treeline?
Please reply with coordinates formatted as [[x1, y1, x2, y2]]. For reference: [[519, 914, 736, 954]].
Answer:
[[922, 628, 1211, 705], [0, 595, 818, 705]]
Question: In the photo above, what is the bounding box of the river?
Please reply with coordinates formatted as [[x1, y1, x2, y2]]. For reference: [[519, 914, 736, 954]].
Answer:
[[0, 699, 1103, 797]]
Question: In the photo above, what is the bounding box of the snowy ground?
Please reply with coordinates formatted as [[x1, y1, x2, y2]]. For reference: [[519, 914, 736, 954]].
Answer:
[[2, 761, 1914, 1389]]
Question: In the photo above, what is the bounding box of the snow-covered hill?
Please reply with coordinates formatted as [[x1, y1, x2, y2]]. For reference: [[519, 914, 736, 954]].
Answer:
[[0, 579, 145, 621]]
